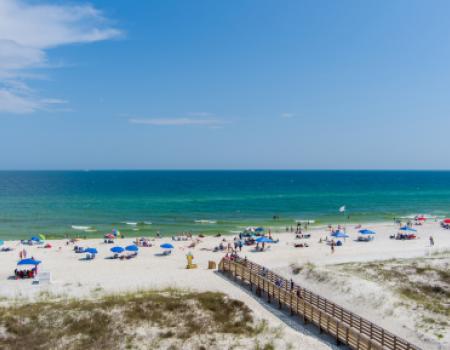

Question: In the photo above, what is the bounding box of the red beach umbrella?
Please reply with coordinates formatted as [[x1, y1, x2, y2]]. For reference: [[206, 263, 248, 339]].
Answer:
[[417, 217, 426, 221], [443, 218, 450, 224]]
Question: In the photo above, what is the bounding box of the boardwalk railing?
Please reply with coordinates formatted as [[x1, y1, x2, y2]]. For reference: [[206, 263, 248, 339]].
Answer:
[[218, 257, 420, 350]]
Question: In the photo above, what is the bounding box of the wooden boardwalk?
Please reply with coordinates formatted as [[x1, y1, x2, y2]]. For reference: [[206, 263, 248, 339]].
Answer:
[[218, 257, 421, 350]]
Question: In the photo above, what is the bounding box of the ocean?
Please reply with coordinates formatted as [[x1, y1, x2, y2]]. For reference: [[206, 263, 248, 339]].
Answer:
[[0, 170, 450, 239]]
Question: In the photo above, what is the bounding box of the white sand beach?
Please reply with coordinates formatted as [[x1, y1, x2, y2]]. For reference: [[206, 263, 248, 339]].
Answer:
[[1, 221, 449, 349]]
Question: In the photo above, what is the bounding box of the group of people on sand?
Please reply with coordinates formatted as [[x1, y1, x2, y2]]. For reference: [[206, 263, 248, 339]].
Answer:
[[14, 267, 37, 279], [18, 248, 28, 259], [286, 222, 310, 234], [134, 237, 153, 247]]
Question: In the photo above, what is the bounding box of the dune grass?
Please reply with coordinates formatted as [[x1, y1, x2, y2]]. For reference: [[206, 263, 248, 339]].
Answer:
[[0, 289, 267, 350]]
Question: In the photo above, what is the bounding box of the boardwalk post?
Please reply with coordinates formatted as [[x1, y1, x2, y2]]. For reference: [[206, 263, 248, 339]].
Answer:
[[336, 321, 341, 346], [278, 288, 282, 309], [336, 320, 340, 345], [319, 311, 322, 333], [303, 302, 307, 324], [256, 276, 261, 297], [290, 293, 293, 315]]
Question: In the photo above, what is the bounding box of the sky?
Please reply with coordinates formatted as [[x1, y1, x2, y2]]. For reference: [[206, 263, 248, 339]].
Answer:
[[1, 0, 450, 170]]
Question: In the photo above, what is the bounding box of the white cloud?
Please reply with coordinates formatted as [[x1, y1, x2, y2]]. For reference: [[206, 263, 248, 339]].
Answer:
[[280, 112, 295, 118], [0, 0, 121, 114], [129, 118, 225, 126], [0, 90, 69, 114], [187, 112, 214, 117], [0, 89, 39, 114]]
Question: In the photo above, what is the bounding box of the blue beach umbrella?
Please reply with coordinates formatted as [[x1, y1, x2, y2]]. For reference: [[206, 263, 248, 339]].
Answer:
[[110, 246, 124, 253], [0, 240, 4, 246], [125, 245, 139, 252], [400, 226, 417, 232], [255, 236, 273, 243], [85, 248, 98, 254], [30, 236, 41, 242], [160, 243, 174, 249], [255, 227, 264, 233], [358, 229, 376, 235], [331, 231, 349, 238], [18, 258, 41, 265]]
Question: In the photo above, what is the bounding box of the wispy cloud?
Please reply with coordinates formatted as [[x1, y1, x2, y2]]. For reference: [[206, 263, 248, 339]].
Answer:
[[280, 112, 295, 119], [0, 0, 121, 114], [129, 118, 225, 126], [187, 112, 214, 117]]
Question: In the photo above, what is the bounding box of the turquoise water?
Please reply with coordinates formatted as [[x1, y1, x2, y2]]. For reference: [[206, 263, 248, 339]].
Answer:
[[1, 170, 450, 239]]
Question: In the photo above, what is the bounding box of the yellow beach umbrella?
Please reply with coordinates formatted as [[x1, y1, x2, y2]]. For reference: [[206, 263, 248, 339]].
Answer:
[[39, 234, 46, 241]]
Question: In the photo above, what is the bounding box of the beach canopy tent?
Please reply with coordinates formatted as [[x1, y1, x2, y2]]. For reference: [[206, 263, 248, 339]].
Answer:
[[125, 245, 139, 252], [331, 231, 349, 238], [110, 246, 124, 253], [400, 226, 417, 232], [255, 236, 273, 243], [160, 243, 174, 249], [358, 229, 376, 235], [18, 258, 41, 265], [85, 248, 98, 254]]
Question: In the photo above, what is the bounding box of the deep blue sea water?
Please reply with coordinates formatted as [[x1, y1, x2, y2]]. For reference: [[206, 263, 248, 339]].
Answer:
[[1, 170, 450, 239]]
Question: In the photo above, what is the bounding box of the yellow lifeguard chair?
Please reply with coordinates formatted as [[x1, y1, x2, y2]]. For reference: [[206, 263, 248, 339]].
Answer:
[[186, 252, 197, 269]]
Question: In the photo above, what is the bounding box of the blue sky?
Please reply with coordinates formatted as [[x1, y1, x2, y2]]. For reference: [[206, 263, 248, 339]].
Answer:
[[1, 0, 450, 169]]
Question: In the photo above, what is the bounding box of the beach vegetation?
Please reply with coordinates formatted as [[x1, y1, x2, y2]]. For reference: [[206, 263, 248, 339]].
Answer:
[[0, 289, 274, 350]]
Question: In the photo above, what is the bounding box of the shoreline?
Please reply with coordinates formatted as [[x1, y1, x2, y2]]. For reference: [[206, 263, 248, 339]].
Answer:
[[0, 218, 423, 242]]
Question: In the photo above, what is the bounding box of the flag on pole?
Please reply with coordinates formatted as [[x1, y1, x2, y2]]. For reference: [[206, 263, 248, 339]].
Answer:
[[339, 205, 346, 213]]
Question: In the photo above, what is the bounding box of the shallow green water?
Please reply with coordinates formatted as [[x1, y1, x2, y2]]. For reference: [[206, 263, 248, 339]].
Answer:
[[0, 170, 449, 239]]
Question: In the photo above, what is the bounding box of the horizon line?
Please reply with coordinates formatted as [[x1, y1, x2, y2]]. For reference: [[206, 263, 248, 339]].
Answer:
[[2, 168, 450, 172]]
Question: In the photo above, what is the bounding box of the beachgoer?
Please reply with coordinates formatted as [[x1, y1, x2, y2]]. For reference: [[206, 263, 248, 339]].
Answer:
[[429, 236, 434, 246]]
